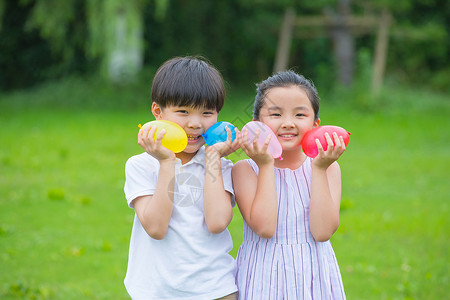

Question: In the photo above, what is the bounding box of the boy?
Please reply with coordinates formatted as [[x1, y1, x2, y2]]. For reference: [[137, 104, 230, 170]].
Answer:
[[124, 56, 239, 299]]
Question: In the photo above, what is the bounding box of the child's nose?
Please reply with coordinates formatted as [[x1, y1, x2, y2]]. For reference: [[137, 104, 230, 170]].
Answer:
[[187, 117, 202, 129], [281, 118, 295, 128]]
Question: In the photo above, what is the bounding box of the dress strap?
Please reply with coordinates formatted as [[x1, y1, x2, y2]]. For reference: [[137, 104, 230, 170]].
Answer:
[[245, 159, 259, 175]]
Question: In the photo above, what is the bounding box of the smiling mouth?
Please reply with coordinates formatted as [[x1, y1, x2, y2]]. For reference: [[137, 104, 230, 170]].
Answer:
[[187, 134, 202, 143], [279, 134, 297, 138]]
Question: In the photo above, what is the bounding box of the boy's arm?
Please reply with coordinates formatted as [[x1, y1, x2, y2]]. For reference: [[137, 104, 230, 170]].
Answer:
[[132, 123, 177, 240], [231, 160, 278, 238], [309, 132, 346, 242], [133, 158, 176, 240], [203, 148, 233, 234]]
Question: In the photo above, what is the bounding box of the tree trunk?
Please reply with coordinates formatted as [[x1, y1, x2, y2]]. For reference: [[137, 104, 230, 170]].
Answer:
[[372, 9, 391, 94], [105, 1, 143, 83], [328, 0, 355, 87], [274, 8, 296, 73]]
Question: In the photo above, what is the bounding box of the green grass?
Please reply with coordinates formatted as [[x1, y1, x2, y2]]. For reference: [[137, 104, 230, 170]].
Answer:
[[0, 76, 449, 299]]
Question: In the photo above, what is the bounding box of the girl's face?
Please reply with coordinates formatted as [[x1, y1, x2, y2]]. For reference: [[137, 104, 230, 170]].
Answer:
[[258, 85, 320, 151], [152, 103, 218, 155]]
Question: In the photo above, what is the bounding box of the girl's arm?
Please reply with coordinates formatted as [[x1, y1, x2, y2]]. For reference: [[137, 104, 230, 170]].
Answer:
[[309, 162, 341, 242], [232, 160, 277, 238], [232, 129, 278, 238], [309, 132, 346, 242], [133, 125, 176, 240]]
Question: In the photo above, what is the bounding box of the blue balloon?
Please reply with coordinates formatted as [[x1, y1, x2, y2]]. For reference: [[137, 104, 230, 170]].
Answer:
[[202, 121, 237, 145]]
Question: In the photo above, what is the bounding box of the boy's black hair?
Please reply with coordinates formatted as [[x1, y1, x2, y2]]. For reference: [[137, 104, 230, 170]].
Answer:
[[253, 70, 320, 121], [151, 56, 225, 112]]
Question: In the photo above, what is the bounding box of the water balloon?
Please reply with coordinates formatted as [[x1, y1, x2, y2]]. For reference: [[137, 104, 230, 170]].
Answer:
[[139, 120, 188, 153], [241, 121, 282, 159], [202, 121, 237, 145], [301, 125, 350, 158]]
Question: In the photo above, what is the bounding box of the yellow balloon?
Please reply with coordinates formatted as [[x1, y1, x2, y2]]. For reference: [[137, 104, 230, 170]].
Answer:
[[139, 120, 188, 153]]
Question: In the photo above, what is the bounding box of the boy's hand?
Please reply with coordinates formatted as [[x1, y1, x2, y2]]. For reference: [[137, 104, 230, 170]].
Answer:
[[312, 132, 346, 170], [138, 125, 176, 162], [240, 128, 274, 166], [206, 126, 240, 158]]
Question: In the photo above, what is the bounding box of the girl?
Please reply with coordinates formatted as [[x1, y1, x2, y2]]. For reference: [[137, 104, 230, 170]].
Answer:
[[233, 71, 346, 299]]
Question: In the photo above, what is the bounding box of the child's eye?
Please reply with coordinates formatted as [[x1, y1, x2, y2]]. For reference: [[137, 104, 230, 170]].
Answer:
[[177, 110, 188, 114], [296, 113, 305, 117], [270, 113, 281, 117]]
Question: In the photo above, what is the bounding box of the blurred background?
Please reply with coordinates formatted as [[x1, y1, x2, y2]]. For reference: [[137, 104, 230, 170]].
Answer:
[[0, 0, 448, 299], [1, 0, 448, 93]]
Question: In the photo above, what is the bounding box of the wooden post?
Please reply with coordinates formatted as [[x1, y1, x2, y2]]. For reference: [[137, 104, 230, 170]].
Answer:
[[273, 5, 387, 90], [372, 9, 391, 94], [273, 8, 296, 73]]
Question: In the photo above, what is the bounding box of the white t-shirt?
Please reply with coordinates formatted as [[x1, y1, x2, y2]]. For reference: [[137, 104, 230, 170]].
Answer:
[[124, 146, 237, 300]]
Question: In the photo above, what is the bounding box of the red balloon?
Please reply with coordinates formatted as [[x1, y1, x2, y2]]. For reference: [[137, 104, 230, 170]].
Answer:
[[301, 125, 350, 158]]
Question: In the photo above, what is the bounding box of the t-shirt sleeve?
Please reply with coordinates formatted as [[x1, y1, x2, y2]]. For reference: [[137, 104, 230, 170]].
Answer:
[[124, 154, 158, 208], [221, 158, 236, 207]]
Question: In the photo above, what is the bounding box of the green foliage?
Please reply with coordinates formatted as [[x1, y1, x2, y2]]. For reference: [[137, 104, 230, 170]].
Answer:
[[23, 0, 77, 53], [20, 0, 88, 76], [383, 0, 449, 92], [0, 0, 448, 94], [154, 0, 169, 21], [0, 0, 5, 31], [0, 1, 55, 89], [84, 0, 103, 59]]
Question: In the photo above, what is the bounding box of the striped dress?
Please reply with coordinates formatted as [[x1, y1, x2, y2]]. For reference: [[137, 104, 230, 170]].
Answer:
[[236, 158, 346, 300]]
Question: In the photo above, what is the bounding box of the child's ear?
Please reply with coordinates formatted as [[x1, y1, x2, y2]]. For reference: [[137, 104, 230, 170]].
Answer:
[[151, 102, 163, 120], [313, 118, 321, 128]]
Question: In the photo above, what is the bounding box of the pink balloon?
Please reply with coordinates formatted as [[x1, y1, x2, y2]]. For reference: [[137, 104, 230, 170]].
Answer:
[[241, 121, 283, 159], [301, 125, 350, 158]]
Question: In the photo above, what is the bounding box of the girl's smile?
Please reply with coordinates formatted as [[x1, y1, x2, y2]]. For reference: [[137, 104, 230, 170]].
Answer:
[[278, 132, 298, 140]]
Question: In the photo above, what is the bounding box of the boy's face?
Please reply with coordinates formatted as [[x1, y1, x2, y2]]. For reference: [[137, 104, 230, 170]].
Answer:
[[152, 103, 218, 154]]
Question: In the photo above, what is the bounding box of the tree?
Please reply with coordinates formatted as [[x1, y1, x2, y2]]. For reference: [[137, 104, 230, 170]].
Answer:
[[327, 0, 355, 86], [0, 0, 447, 91], [87, 0, 144, 83], [13, 0, 168, 83]]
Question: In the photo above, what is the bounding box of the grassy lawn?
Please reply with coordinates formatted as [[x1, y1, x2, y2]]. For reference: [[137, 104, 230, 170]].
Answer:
[[0, 77, 448, 299]]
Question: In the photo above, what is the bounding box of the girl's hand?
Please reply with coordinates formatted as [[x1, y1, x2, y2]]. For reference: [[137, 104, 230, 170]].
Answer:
[[312, 132, 346, 170], [206, 126, 240, 158], [240, 128, 274, 166], [138, 125, 176, 162]]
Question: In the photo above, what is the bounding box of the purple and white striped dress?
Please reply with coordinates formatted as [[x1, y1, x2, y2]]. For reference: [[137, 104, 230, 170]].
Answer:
[[236, 158, 346, 300]]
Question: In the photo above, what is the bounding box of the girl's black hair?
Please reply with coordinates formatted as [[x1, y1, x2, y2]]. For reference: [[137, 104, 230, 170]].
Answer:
[[151, 56, 225, 112], [253, 70, 320, 121]]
